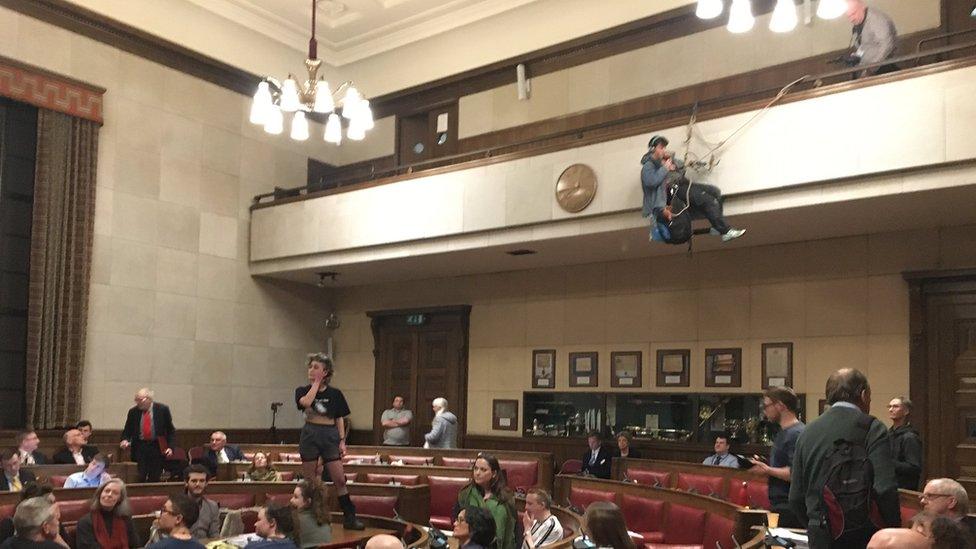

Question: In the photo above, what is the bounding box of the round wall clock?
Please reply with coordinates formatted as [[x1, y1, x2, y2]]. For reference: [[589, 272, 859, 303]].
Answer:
[[555, 164, 598, 213]]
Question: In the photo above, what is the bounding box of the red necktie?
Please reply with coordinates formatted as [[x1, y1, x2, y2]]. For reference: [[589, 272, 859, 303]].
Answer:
[[141, 410, 152, 440]]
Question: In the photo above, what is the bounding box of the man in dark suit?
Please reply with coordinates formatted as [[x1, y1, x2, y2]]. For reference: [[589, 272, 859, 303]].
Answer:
[[51, 429, 99, 465], [580, 431, 612, 479], [119, 387, 176, 482], [199, 431, 244, 477], [788, 369, 900, 548], [14, 431, 46, 466], [0, 447, 37, 492]]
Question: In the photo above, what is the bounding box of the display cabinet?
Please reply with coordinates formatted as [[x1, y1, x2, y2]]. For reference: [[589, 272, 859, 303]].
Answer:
[[524, 391, 804, 444]]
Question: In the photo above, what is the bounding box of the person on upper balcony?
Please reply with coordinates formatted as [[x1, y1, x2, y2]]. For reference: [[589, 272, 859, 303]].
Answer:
[[640, 135, 745, 246], [845, 0, 898, 77]]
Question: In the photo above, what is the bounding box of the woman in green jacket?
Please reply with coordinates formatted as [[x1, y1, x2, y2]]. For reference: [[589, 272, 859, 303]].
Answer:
[[456, 454, 517, 549]]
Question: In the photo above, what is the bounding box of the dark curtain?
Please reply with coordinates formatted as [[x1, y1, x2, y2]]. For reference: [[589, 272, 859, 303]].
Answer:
[[25, 109, 98, 428]]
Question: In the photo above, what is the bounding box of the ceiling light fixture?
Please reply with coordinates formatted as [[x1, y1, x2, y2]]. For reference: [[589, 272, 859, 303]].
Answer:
[[696, 0, 724, 19], [727, 0, 756, 33], [769, 0, 799, 32], [816, 0, 847, 19], [249, 0, 372, 144]]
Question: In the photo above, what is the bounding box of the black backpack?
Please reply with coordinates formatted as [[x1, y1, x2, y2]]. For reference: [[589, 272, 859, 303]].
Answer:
[[819, 414, 885, 542]]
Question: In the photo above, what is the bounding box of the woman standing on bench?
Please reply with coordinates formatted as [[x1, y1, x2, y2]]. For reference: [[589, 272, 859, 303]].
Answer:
[[295, 353, 363, 530], [457, 454, 517, 549]]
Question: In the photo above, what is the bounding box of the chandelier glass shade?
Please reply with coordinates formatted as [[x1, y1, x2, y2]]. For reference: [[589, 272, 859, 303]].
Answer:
[[816, 0, 847, 20], [695, 0, 723, 19], [727, 0, 756, 33], [769, 0, 799, 32], [248, 0, 372, 144]]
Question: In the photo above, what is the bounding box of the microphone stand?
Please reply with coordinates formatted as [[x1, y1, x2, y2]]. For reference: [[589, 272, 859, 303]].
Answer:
[[270, 402, 282, 443]]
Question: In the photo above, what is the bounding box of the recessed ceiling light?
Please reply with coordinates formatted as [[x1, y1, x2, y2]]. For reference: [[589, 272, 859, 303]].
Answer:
[[506, 249, 537, 256]]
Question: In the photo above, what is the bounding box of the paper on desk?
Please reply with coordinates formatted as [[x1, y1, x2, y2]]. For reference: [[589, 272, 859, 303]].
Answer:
[[222, 533, 261, 548]]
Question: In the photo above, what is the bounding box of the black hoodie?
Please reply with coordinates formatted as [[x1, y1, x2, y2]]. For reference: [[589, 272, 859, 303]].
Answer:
[[889, 423, 922, 490]]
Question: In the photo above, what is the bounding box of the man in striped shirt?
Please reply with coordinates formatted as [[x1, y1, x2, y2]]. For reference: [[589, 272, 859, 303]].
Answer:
[[521, 489, 563, 549]]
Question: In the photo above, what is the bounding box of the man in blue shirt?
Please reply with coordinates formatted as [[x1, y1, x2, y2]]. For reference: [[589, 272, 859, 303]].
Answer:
[[63, 454, 110, 488], [750, 387, 805, 528], [702, 434, 740, 468]]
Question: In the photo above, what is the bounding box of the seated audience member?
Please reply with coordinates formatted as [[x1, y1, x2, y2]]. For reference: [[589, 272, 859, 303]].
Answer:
[[788, 369, 900, 547], [75, 478, 139, 548], [580, 432, 612, 479], [702, 433, 740, 468], [458, 454, 517, 549], [866, 527, 932, 548], [290, 480, 332, 548], [76, 420, 96, 446], [612, 431, 640, 459], [52, 429, 98, 465], [64, 454, 111, 489], [201, 431, 244, 477], [15, 432, 46, 466], [921, 478, 976, 540], [888, 396, 923, 490], [145, 495, 204, 549], [580, 502, 635, 549], [930, 516, 976, 548], [521, 489, 563, 549], [845, 0, 898, 77], [183, 465, 220, 539], [245, 504, 297, 549], [1, 497, 67, 549], [454, 507, 497, 549], [364, 535, 403, 549], [0, 484, 57, 544], [246, 452, 280, 482], [1, 448, 37, 492]]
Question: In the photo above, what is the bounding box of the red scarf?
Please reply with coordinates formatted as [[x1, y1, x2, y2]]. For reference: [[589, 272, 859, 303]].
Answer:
[[91, 509, 129, 549]]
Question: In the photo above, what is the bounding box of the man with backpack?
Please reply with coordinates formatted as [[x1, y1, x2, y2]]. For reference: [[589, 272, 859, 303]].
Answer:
[[751, 387, 805, 528], [788, 369, 901, 548]]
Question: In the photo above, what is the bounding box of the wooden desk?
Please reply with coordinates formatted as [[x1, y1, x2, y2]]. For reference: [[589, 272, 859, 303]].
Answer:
[[22, 462, 140, 484]]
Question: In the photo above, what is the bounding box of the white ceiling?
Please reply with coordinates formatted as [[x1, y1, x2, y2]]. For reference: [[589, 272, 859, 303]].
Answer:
[[182, 0, 543, 66], [260, 184, 976, 288]]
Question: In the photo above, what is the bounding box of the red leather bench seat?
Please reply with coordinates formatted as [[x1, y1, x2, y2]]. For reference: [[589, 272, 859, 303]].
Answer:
[[499, 460, 539, 491], [351, 494, 397, 518], [745, 480, 769, 509], [662, 504, 706, 546], [209, 493, 256, 509], [628, 469, 672, 488], [58, 500, 90, 523], [901, 505, 918, 527], [278, 452, 302, 463], [278, 471, 295, 481], [428, 476, 470, 529], [701, 513, 735, 549], [50, 476, 69, 488], [621, 495, 665, 543], [676, 473, 724, 499], [569, 487, 615, 511], [342, 454, 379, 464], [365, 474, 421, 486], [441, 457, 474, 468], [266, 492, 293, 506], [0, 504, 14, 520], [129, 495, 169, 516]]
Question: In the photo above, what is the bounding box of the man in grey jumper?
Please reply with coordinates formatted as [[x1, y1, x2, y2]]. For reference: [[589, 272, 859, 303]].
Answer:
[[846, 0, 898, 77], [424, 397, 458, 449]]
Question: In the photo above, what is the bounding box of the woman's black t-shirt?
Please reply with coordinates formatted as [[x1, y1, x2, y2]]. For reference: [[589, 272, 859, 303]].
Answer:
[[295, 385, 351, 420]]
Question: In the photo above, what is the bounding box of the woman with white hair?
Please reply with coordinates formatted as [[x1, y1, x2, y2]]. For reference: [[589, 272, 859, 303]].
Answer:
[[75, 478, 140, 548]]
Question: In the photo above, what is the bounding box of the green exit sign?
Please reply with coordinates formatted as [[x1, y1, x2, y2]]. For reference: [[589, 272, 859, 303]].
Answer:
[[406, 314, 427, 326]]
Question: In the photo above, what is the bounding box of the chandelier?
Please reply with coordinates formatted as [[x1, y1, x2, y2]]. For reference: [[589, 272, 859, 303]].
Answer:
[[696, 0, 847, 34], [248, 0, 373, 144]]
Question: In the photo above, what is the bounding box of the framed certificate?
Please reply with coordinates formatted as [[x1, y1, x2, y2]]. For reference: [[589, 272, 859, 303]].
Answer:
[[656, 349, 690, 387], [532, 350, 556, 389], [762, 342, 793, 389], [611, 351, 642, 388], [569, 352, 599, 387], [705, 348, 741, 387], [492, 399, 518, 431]]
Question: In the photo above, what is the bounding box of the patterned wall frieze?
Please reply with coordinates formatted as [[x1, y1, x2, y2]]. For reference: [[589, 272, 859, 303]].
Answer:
[[0, 56, 104, 123]]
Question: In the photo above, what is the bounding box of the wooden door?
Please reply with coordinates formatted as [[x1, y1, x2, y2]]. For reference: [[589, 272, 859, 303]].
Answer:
[[909, 273, 976, 495], [370, 306, 470, 446]]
